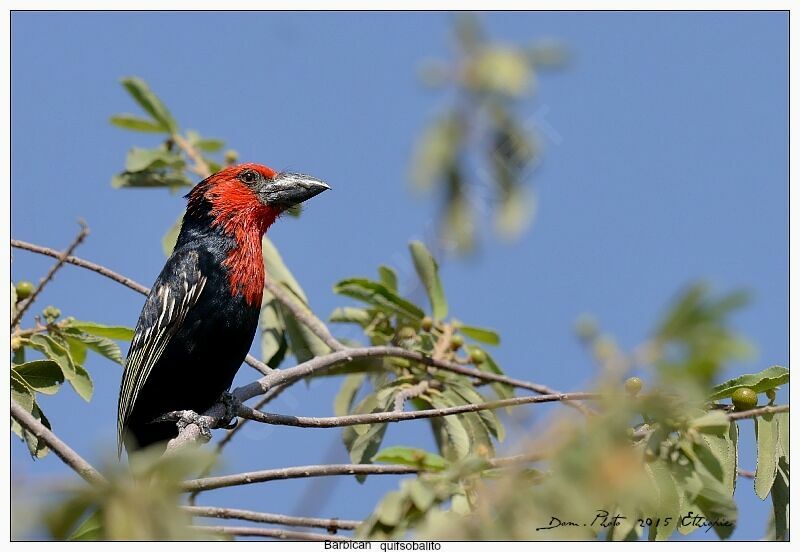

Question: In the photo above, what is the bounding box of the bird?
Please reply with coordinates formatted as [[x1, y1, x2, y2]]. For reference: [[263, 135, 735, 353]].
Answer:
[[117, 163, 330, 455]]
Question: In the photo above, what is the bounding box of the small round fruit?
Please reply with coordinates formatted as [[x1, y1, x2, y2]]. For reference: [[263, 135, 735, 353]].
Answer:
[[15, 281, 35, 301], [766, 388, 777, 402], [469, 349, 486, 364], [624, 377, 643, 396], [11, 336, 22, 351], [421, 317, 434, 332], [732, 388, 758, 411], [397, 326, 416, 340], [449, 334, 464, 351], [43, 305, 61, 322]]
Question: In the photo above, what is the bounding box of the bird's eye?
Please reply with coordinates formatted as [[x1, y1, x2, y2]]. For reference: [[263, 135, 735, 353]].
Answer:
[[239, 170, 257, 185]]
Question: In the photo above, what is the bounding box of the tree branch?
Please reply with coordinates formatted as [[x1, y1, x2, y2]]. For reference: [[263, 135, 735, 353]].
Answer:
[[263, 278, 345, 352], [11, 223, 89, 327], [10, 401, 106, 486], [194, 525, 352, 542], [184, 505, 359, 531], [172, 133, 211, 179], [183, 452, 550, 493], [10, 239, 271, 376], [224, 391, 598, 429], [727, 404, 788, 421], [182, 463, 419, 493]]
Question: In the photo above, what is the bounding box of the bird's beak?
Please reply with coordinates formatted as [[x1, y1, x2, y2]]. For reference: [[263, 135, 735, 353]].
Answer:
[[261, 172, 331, 209]]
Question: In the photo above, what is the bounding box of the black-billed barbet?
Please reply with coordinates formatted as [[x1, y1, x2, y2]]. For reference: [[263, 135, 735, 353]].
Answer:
[[117, 163, 329, 455]]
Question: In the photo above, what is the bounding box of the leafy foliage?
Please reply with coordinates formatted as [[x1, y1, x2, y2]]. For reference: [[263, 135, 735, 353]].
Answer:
[[10, 301, 133, 458], [411, 15, 566, 254]]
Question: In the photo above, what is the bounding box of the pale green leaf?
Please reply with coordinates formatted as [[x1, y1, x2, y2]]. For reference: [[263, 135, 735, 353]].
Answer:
[[409, 241, 447, 320]]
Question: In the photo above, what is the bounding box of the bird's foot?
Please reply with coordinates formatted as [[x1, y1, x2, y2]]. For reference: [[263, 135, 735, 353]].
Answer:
[[219, 391, 241, 430]]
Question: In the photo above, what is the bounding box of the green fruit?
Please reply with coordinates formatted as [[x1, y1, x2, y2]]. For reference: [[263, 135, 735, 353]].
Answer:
[[397, 326, 416, 341], [469, 349, 486, 364], [449, 334, 464, 351], [732, 388, 758, 411], [421, 317, 434, 332], [11, 336, 22, 351], [766, 388, 777, 402], [15, 281, 35, 301], [624, 377, 643, 396], [42, 306, 61, 322]]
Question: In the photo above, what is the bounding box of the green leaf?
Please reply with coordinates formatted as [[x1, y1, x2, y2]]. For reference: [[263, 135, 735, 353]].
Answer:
[[64, 321, 135, 341], [26, 404, 52, 458], [376, 491, 407, 526], [708, 366, 789, 401], [330, 307, 372, 325], [334, 278, 424, 322], [409, 241, 447, 320], [343, 391, 393, 482], [378, 265, 398, 292], [689, 411, 730, 434], [755, 413, 779, 499], [771, 458, 789, 541], [120, 77, 178, 133], [112, 170, 193, 190], [62, 331, 124, 365], [29, 334, 77, 380], [11, 370, 35, 412], [260, 295, 288, 369], [162, 215, 183, 256], [448, 379, 504, 441], [775, 412, 789, 462], [334, 373, 366, 417], [193, 138, 224, 152], [109, 114, 168, 133], [428, 395, 470, 460], [643, 459, 681, 541], [14, 360, 64, 394], [372, 446, 447, 471], [405, 478, 437, 512], [456, 323, 500, 345], [124, 147, 185, 173], [68, 510, 103, 541]]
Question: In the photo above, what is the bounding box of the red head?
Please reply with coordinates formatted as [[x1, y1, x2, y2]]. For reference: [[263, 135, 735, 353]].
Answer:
[[186, 163, 329, 306]]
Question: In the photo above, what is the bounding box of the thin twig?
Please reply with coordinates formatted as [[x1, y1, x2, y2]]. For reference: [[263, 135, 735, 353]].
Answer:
[[10, 401, 106, 486], [10, 239, 270, 376], [264, 278, 345, 352], [182, 463, 419, 492], [183, 452, 551, 493], [737, 469, 755, 479], [394, 380, 430, 412], [727, 404, 788, 421], [172, 133, 211, 178], [12, 223, 89, 327], [194, 525, 352, 542], [230, 391, 599, 429], [184, 506, 360, 531]]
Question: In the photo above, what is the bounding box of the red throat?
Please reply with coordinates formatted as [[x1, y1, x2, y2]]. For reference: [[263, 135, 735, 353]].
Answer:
[[195, 165, 280, 307]]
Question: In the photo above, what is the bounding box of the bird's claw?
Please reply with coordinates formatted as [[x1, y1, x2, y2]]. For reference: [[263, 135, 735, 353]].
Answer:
[[219, 391, 240, 430], [175, 410, 213, 440]]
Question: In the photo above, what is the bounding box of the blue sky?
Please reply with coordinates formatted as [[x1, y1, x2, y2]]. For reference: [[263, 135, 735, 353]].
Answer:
[[11, 11, 787, 540]]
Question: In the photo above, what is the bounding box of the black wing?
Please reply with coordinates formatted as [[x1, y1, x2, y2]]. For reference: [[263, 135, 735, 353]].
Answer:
[[117, 249, 207, 455]]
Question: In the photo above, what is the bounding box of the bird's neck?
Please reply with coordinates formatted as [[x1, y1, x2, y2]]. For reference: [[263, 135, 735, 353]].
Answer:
[[184, 183, 280, 307]]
